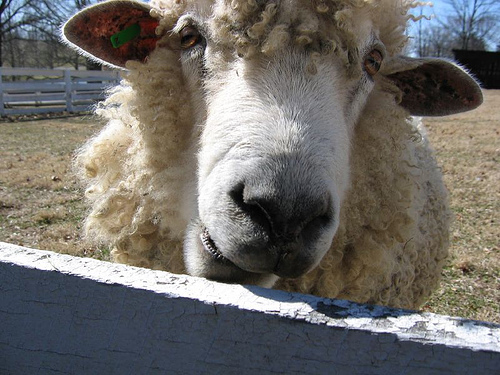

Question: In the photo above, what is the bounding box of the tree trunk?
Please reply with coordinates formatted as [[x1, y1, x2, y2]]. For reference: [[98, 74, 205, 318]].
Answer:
[[0, 13, 3, 66]]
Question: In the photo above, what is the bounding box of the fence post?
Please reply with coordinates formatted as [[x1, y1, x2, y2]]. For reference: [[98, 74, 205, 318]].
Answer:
[[64, 69, 73, 113], [0, 68, 5, 116]]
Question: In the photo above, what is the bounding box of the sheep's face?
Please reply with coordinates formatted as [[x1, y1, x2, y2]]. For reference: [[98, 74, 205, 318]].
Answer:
[[178, 8, 381, 285], [63, 0, 482, 287]]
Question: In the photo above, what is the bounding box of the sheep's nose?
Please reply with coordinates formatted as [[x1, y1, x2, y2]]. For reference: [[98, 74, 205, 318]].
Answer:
[[229, 181, 333, 244]]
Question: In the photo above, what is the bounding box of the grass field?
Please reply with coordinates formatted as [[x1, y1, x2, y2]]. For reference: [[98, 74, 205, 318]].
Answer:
[[0, 115, 109, 260], [1, 91, 499, 323]]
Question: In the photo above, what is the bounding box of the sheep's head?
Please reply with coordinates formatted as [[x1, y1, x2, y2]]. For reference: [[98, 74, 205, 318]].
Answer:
[[63, 0, 482, 286]]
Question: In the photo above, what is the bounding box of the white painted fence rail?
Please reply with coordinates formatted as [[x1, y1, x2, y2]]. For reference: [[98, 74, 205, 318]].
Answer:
[[0, 241, 499, 374], [0, 67, 120, 116]]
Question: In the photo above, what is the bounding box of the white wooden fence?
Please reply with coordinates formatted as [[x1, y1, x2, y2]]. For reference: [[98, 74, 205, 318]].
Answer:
[[0, 242, 499, 374], [0, 67, 120, 116]]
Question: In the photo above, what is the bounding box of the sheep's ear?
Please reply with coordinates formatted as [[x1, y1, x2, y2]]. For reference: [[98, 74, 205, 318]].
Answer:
[[62, 0, 160, 69], [382, 57, 483, 116]]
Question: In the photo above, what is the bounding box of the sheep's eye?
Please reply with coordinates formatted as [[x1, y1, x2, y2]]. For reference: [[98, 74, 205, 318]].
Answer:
[[180, 26, 202, 49], [364, 49, 383, 76]]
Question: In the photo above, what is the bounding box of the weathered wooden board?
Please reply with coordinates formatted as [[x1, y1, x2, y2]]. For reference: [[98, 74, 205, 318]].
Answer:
[[0, 241, 499, 374]]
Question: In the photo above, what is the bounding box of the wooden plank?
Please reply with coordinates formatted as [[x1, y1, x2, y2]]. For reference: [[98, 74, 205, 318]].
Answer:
[[70, 69, 120, 79], [0, 67, 118, 80], [1, 82, 66, 92], [4, 92, 102, 103], [0, 242, 498, 375], [70, 105, 94, 112], [3, 93, 67, 103], [72, 79, 118, 85], [71, 82, 114, 91], [72, 92, 106, 101], [0, 67, 64, 77], [1, 107, 68, 115]]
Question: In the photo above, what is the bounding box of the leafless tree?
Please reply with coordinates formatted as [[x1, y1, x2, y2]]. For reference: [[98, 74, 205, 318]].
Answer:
[[444, 0, 500, 50], [28, 0, 100, 69], [411, 0, 499, 57], [0, 0, 44, 66], [415, 24, 456, 58], [1, 1, 102, 68]]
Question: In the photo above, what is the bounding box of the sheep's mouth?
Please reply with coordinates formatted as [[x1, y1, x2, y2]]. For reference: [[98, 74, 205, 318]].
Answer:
[[200, 227, 227, 261], [187, 223, 278, 287]]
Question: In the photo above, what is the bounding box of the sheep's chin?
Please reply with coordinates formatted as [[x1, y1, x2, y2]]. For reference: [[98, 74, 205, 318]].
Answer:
[[184, 220, 279, 288]]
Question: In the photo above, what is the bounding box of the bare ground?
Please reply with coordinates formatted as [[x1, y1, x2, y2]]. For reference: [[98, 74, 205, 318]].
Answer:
[[1, 91, 498, 322]]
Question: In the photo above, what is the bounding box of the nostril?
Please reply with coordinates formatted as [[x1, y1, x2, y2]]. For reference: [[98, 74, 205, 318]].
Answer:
[[230, 181, 334, 242], [311, 196, 333, 227], [229, 183, 245, 207], [301, 211, 333, 240], [229, 183, 272, 234]]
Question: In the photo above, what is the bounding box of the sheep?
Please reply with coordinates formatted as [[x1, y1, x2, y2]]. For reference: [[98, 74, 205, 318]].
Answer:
[[63, 0, 483, 309]]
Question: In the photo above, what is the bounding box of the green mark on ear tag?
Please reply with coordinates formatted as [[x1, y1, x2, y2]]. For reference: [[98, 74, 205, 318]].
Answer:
[[110, 23, 141, 48]]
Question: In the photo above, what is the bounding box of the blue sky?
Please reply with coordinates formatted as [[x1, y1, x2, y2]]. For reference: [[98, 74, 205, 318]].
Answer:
[[421, 0, 449, 18], [408, 0, 499, 50], [408, 0, 451, 34]]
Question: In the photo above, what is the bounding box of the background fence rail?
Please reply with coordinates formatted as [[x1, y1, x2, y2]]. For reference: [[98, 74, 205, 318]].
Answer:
[[0, 67, 120, 116]]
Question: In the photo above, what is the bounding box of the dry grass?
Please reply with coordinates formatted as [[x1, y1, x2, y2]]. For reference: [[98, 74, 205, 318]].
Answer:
[[0, 91, 498, 323], [0, 115, 110, 260], [422, 90, 500, 323]]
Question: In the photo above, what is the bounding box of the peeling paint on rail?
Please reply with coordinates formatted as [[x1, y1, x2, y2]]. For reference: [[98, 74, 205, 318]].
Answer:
[[0, 242, 499, 374]]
